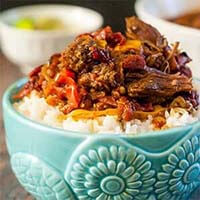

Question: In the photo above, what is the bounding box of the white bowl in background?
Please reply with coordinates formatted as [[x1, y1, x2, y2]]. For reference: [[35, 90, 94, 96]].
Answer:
[[135, 0, 200, 77], [0, 4, 103, 74]]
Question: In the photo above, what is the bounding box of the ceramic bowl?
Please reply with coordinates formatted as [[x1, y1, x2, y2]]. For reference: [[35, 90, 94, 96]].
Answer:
[[0, 5, 103, 74], [3, 78, 200, 200], [135, 0, 200, 78]]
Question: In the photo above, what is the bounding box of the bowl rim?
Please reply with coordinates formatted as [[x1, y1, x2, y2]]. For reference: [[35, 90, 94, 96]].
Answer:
[[0, 4, 103, 35], [135, 0, 200, 37], [3, 78, 200, 138]]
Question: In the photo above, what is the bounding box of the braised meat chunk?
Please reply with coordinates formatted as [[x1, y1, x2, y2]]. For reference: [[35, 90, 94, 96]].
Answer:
[[127, 72, 192, 103], [126, 16, 167, 48]]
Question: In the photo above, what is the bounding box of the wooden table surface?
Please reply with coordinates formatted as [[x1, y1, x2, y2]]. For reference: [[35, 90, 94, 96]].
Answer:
[[0, 52, 200, 200]]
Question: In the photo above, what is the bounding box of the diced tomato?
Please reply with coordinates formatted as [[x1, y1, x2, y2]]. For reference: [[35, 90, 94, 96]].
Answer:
[[56, 69, 75, 84], [64, 77, 80, 108], [55, 69, 80, 109], [52, 86, 66, 99], [65, 69, 75, 79]]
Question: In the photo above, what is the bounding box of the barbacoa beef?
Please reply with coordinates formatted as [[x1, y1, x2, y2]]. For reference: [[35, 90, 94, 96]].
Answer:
[[14, 17, 199, 121], [126, 16, 167, 48], [127, 72, 193, 103]]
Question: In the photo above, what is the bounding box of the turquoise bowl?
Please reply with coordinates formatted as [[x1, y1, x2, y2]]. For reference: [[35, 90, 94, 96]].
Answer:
[[3, 78, 200, 200]]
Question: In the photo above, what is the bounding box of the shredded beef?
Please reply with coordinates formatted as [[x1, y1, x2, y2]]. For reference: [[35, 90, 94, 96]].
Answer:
[[14, 17, 199, 121]]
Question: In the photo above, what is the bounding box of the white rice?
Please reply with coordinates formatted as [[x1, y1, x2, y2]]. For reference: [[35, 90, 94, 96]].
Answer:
[[14, 83, 200, 134]]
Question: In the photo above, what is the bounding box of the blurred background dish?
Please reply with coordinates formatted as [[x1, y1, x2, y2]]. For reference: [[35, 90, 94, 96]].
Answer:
[[0, 4, 103, 74], [14, 16, 66, 31], [136, 0, 200, 78]]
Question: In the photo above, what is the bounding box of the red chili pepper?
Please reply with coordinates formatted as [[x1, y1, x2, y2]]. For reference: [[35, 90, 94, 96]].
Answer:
[[56, 69, 75, 84], [64, 77, 80, 108], [65, 69, 75, 79], [56, 69, 80, 108]]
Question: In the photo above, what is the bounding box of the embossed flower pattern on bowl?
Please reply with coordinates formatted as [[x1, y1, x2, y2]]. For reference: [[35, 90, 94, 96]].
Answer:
[[11, 153, 75, 200], [70, 145, 156, 200], [156, 136, 200, 200]]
